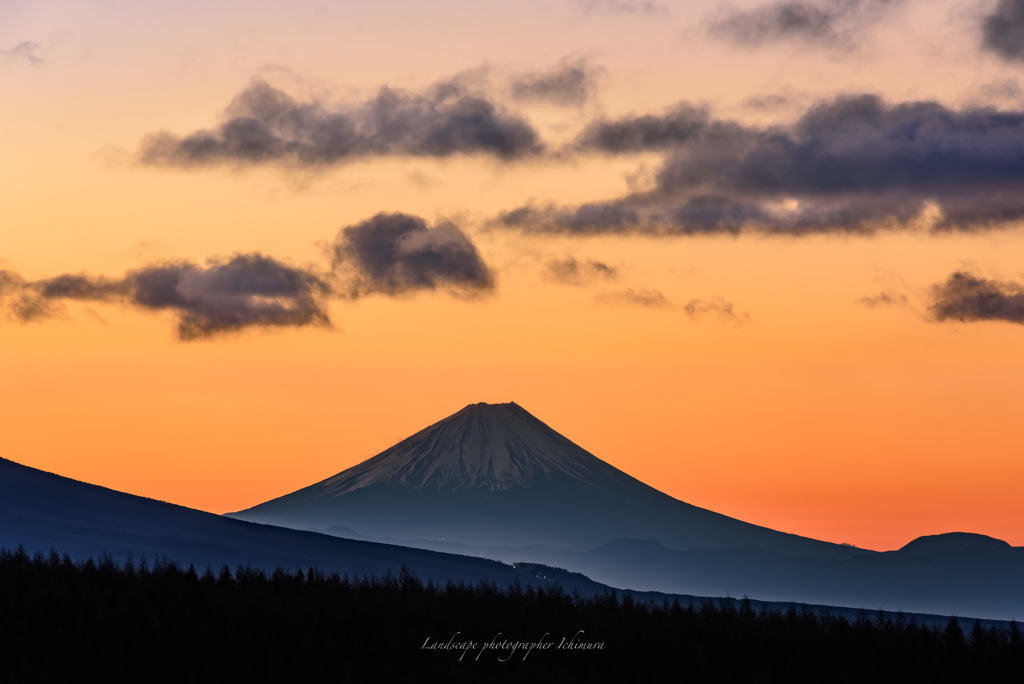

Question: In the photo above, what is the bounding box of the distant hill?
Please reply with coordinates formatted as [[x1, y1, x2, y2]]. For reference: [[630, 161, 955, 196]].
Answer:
[[898, 532, 1014, 556], [316, 528, 1024, 620], [230, 402, 862, 560]]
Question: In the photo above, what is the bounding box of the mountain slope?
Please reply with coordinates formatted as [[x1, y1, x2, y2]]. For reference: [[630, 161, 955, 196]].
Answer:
[[0, 455, 600, 591], [230, 402, 866, 560]]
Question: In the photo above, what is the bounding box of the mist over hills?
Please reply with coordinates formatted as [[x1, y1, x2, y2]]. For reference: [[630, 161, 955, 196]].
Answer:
[[230, 402, 1024, 620]]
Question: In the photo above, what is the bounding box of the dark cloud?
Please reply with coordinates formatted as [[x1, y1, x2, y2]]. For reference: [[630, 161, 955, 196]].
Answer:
[[4, 213, 494, 338], [856, 290, 909, 308], [929, 271, 1024, 324], [577, 0, 669, 16], [596, 288, 671, 307], [661, 95, 981, 195], [138, 79, 542, 168], [709, 0, 900, 48], [510, 59, 601, 107], [2, 41, 42, 64], [499, 94, 1024, 235], [983, 0, 1024, 62], [3, 255, 332, 340], [543, 256, 618, 285], [574, 104, 710, 153], [331, 213, 495, 297]]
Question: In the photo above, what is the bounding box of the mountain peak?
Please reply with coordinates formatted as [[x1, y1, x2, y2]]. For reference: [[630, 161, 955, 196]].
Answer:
[[310, 401, 625, 495]]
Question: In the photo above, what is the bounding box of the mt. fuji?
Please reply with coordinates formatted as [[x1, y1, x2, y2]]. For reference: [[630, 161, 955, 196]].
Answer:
[[230, 402, 860, 559]]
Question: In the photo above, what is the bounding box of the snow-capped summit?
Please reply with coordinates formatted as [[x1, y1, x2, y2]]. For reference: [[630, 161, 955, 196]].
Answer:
[[312, 401, 635, 494]]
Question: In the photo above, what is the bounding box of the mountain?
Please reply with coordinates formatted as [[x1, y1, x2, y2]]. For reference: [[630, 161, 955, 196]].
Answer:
[[230, 402, 864, 559], [0, 455, 601, 592]]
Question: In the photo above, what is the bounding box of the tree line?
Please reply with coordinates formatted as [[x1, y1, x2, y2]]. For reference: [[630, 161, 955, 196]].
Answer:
[[0, 545, 1021, 682]]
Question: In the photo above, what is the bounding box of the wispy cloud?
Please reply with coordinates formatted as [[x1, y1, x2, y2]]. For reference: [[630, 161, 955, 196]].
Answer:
[[683, 297, 751, 323], [856, 290, 909, 308], [596, 287, 672, 307], [577, 0, 669, 17], [543, 256, 618, 286], [595, 287, 749, 322], [2, 41, 42, 65]]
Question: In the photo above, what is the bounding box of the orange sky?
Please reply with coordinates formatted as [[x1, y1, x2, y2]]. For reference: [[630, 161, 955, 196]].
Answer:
[[3, 0, 1024, 552]]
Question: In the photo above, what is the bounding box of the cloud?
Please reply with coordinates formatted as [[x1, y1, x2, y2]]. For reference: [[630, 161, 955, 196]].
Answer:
[[2, 41, 42, 64], [510, 59, 601, 107], [683, 297, 751, 323], [596, 288, 671, 307], [498, 94, 1024, 235], [2, 255, 332, 340], [595, 288, 749, 321], [3, 213, 495, 339], [574, 103, 710, 153], [8, 273, 128, 322], [138, 78, 542, 168], [855, 290, 909, 308], [543, 256, 618, 285], [742, 93, 795, 112], [577, 0, 669, 16], [406, 170, 442, 189], [983, 0, 1024, 62], [330, 212, 495, 297], [928, 271, 1024, 324], [708, 0, 901, 49], [0, 270, 24, 294]]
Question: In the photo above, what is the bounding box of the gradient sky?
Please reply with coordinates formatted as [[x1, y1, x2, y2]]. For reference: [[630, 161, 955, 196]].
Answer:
[[4, 0, 1024, 551]]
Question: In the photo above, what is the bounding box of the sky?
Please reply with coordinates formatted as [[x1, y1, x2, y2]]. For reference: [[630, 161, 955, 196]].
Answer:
[[3, 0, 1024, 551]]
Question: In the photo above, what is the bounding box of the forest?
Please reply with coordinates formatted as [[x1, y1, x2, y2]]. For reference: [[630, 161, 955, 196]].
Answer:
[[1, 545, 1021, 682]]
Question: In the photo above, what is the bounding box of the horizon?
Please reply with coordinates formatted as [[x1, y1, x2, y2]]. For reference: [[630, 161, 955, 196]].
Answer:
[[4, 0, 1024, 553]]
